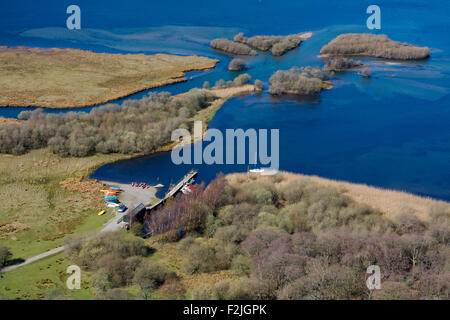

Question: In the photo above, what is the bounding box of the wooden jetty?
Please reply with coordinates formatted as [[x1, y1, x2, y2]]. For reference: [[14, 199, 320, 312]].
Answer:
[[145, 169, 198, 210]]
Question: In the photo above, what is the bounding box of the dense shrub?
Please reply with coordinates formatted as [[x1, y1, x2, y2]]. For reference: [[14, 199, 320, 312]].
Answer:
[[65, 232, 149, 271], [64, 232, 155, 298], [133, 261, 177, 299], [254, 79, 263, 91], [0, 247, 12, 267], [179, 237, 236, 274], [228, 58, 247, 71], [429, 225, 450, 245], [231, 254, 253, 276], [175, 173, 449, 300], [416, 273, 449, 299], [211, 74, 252, 89], [324, 57, 362, 70], [371, 281, 418, 300], [233, 32, 304, 56], [233, 73, 252, 86], [102, 288, 134, 300], [193, 278, 262, 300], [394, 213, 426, 235], [144, 174, 226, 238], [160, 278, 186, 300], [90, 268, 112, 292], [320, 33, 430, 60], [278, 264, 367, 299], [214, 79, 226, 88], [0, 90, 216, 156], [202, 81, 210, 89], [271, 36, 302, 56], [210, 39, 256, 55], [234, 32, 284, 51], [269, 66, 331, 95]]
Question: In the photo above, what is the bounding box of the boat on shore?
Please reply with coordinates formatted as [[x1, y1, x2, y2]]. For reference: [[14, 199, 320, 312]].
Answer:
[[249, 168, 265, 173]]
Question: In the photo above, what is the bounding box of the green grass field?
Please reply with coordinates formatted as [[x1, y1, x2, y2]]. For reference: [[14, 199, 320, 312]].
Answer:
[[0, 149, 129, 260], [0, 252, 93, 300]]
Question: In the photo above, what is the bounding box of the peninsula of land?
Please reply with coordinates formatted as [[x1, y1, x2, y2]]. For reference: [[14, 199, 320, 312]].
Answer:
[[0, 46, 218, 108]]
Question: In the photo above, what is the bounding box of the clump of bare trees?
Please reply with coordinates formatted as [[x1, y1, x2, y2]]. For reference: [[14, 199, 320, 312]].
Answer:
[[324, 57, 363, 71], [0, 247, 12, 267], [144, 174, 226, 238], [233, 32, 304, 56], [65, 231, 180, 299], [270, 36, 302, 56], [254, 79, 263, 91], [0, 90, 216, 157], [268, 66, 332, 95], [213, 73, 252, 89], [210, 39, 256, 56], [228, 58, 247, 71], [320, 33, 430, 60], [234, 32, 285, 51], [171, 173, 449, 300], [212, 31, 306, 57]]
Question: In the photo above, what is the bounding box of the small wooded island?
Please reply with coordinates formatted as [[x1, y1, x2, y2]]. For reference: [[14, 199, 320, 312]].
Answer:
[[320, 33, 430, 60], [0, 47, 218, 108], [211, 31, 312, 56], [268, 33, 430, 96], [269, 67, 333, 95]]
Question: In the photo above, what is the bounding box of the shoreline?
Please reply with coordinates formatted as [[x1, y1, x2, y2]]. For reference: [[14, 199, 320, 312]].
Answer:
[[318, 53, 430, 62], [85, 84, 257, 178], [100, 180, 159, 208], [0, 46, 219, 109], [2, 83, 448, 208], [228, 172, 450, 220], [279, 80, 333, 96], [0, 69, 212, 110]]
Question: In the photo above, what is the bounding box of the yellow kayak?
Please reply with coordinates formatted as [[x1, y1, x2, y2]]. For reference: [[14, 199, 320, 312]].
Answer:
[[97, 210, 106, 216]]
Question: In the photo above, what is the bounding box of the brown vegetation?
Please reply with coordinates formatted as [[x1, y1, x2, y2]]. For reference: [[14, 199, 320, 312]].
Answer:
[[228, 58, 247, 71], [323, 57, 363, 71], [214, 74, 252, 89], [0, 90, 217, 156], [60, 177, 105, 209], [65, 231, 178, 299], [320, 34, 430, 60], [268, 66, 333, 95], [0, 78, 257, 158], [147, 172, 449, 300], [233, 32, 310, 56], [0, 247, 12, 267], [298, 172, 450, 220], [210, 39, 256, 56], [0, 46, 218, 108]]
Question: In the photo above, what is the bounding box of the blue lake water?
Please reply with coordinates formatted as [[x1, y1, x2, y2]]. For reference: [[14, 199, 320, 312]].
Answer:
[[1, 0, 449, 200]]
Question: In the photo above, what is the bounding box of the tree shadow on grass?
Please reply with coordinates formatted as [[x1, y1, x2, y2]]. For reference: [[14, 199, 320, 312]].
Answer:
[[4, 257, 25, 267]]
